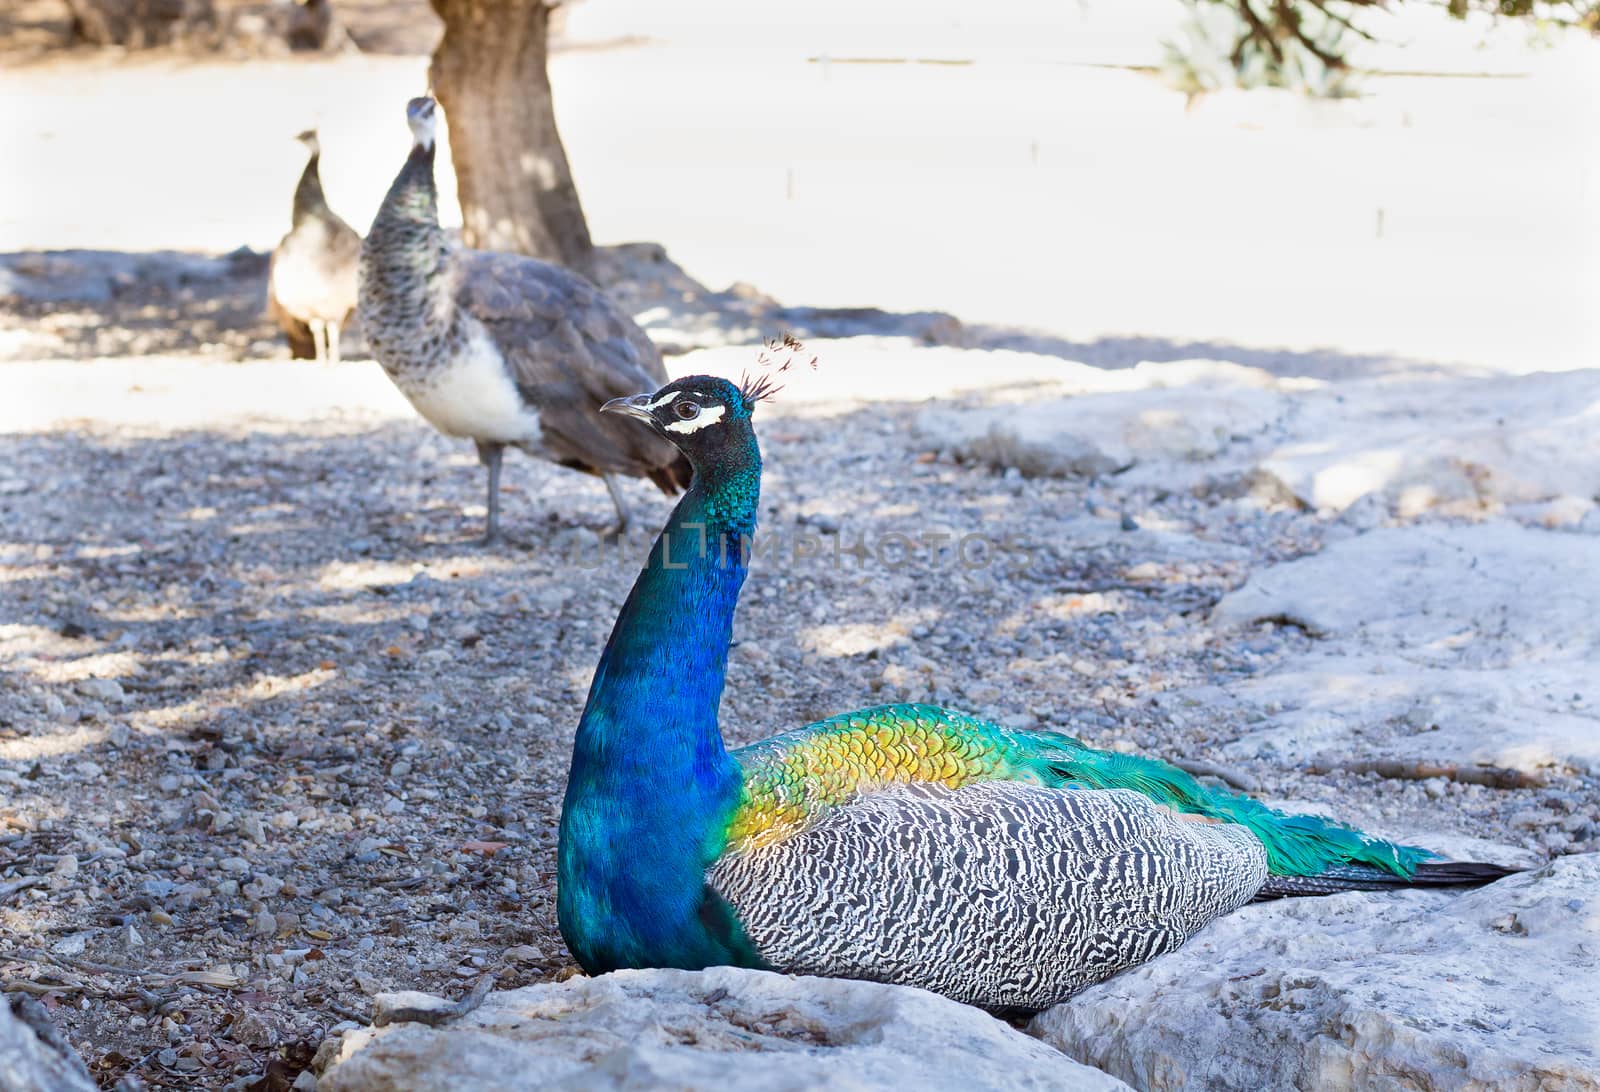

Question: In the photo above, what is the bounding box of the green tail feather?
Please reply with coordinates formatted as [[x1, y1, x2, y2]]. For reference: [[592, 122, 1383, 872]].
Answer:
[[1007, 731, 1433, 878]]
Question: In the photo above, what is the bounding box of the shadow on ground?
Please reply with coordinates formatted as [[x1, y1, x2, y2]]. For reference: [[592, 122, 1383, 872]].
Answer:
[[1, 245, 1474, 383]]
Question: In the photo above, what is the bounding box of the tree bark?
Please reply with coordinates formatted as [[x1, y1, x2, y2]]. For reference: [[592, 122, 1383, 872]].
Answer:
[[428, 0, 594, 271]]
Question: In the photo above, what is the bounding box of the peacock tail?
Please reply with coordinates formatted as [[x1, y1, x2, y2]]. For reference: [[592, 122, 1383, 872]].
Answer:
[[728, 703, 1433, 878]]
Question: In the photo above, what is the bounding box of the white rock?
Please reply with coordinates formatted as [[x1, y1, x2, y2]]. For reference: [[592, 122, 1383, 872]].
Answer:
[[900, 360, 1600, 518], [1031, 855, 1600, 1092], [76, 677, 125, 704], [502, 945, 544, 964], [321, 967, 1128, 1092], [917, 386, 1284, 479], [239, 814, 267, 845], [1254, 369, 1600, 515], [1516, 493, 1597, 529], [0, 995, 97, 1092], [1210, 523, 1600, 776]]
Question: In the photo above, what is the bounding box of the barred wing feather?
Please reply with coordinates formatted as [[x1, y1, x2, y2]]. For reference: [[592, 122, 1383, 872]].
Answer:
[[708, 781, 1267, 1012]]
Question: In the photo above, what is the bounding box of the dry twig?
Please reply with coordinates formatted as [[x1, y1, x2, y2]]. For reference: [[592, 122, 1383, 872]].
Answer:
[[373, 974, 495, 1028], [1305, 758, 1546, 790], [1172, 758, 1260, 793]]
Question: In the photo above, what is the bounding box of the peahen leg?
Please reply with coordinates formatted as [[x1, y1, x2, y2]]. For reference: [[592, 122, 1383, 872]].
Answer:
[[602, 474, 631, 535], [327, 319, 342, 364], [309, 318, 327, 364], [476, 441, 505, 545]]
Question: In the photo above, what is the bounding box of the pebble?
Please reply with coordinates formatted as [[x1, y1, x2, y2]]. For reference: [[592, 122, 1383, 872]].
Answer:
[[1542, 831, 1571, 854], [3, 270, 1587, 1085], [240, 815, 267, 844], [77, 677, 126, 704], [53, 932, 90, 957], [232, 1011, 276, 1048]]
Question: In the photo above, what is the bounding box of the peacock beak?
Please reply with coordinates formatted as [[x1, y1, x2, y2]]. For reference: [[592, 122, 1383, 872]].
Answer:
[[600, 394, 655, 424]]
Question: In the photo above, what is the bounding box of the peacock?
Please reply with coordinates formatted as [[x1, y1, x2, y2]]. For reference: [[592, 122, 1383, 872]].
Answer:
[[267, 129, 361, 363], [556, 374, 1515, 1013], [357, 97, 690, 543]]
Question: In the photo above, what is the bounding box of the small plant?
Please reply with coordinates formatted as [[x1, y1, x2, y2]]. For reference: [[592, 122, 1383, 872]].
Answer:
[[1165, 0, 1599, 100], [1163, 0, 1366, 98]]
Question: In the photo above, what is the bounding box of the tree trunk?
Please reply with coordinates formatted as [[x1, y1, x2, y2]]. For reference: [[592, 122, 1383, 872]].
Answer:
[[428, 0, 594, 271]]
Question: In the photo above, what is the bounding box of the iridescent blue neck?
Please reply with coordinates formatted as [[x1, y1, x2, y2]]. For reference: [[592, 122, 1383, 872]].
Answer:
[[558, 443, 767, 974], [576, 453, 759, 759]]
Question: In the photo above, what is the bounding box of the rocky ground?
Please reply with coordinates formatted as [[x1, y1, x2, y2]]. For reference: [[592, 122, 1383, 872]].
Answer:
[[2, 246, 1597, 1090], [5, 4, 1599, 1083]]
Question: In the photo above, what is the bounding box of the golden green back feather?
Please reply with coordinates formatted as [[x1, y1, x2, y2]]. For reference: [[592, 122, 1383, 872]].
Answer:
[[728, 703, 1430, 878]]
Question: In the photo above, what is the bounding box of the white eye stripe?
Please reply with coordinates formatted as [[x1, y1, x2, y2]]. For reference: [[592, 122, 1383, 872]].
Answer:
[[644, 389, 705, 411], [663, 403, 727, 433]]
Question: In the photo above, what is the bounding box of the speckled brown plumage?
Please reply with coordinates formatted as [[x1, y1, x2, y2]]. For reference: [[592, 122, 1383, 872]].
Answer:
[[357, 98, 689, 540], [268, 132, 360, 364]]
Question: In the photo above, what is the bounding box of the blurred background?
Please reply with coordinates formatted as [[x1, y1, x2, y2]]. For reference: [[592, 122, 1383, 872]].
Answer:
[[4, 0, 1597, 373]]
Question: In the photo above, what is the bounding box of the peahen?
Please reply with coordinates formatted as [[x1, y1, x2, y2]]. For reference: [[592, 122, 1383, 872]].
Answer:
[[357, 97, 690, 543], [268, 129, 361, 363], [556, 374, 1516, 1013]]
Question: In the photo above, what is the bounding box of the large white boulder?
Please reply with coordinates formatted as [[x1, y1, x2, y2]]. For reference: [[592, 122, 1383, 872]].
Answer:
[[917, 386, 1285, 479], [0, 996, 96, 1092], [894, 355, 1600, 520], [1256, 369, 1600, 517], [909, 359, 1288, 479], [318, 966, 1130, 1092], [1031, 854, 1600, 1092], [1210, 522, 1600, 777]]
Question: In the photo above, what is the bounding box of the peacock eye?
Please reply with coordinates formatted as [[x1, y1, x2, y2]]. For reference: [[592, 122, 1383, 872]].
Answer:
[[673, 400, 701, 421]]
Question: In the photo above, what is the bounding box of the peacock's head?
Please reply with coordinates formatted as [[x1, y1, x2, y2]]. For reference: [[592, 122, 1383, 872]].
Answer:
[[406, 96, 438, 150], [602, 374, 770, 466], [295, 129, 321, 156]]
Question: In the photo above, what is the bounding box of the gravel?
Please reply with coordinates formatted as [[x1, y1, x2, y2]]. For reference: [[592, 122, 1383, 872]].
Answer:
[[1, 250, 1590, 1090]]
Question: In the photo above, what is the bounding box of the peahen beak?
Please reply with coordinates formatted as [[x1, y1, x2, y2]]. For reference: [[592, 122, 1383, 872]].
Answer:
[[600, 394, 655, 424]]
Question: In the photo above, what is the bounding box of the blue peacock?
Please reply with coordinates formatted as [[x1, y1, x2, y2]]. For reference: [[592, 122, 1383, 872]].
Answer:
[[557, 374, 1513, 1012]]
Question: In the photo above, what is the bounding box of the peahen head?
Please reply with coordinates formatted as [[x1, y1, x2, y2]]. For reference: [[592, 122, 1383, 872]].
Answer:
[[405, 96, 438, 151], [602, 374, 768, 474], [294, 128, 321, 157]]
